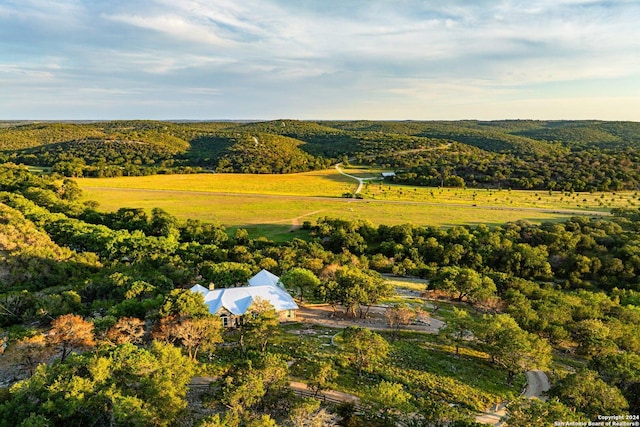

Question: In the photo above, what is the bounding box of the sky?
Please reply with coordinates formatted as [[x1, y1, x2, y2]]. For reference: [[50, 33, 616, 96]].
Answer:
[[1, 0, 640, 120]]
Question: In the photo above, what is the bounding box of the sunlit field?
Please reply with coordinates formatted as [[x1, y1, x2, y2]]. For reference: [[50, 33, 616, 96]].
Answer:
[[74, 170, 624, 240], [79, 186, 572, 226], [361, 182, 639, 211], [75, 169, 356, 197]]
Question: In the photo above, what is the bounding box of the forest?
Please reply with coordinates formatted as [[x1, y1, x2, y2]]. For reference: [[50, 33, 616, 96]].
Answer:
[[0, 120, 639, 426], [2, 120, 640, 191]]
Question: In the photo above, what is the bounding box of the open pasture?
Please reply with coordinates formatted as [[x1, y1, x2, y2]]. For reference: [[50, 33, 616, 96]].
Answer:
[[79, 186, 570, 225], [362, 182, 639, 211], [75, 171, 622, 239], [75, 169, 356, 197]]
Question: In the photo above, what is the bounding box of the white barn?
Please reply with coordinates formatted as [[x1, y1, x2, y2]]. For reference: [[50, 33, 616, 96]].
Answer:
[[190, 269, 298, 327]]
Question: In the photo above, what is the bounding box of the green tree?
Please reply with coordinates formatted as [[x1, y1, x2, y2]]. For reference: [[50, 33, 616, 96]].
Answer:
[[58, 178, 82, 201], [0, 342, 195, 427], [307, 361, 338, 397], [475, 314, 552, 384], [439, 307, 473, 356], [551, 370, 629, 418], [573, 319, 616, 358], [341, 327, 389, 377], [254, 353, 292, 414], [239, 298, 280, 356], [199, 261, 253, 288], [196, 412, 240, 427], [593, 351, 640, 412], [505, 243, 552, 280], [220, 354, 290, 419], [148, 207, 180, 239], [280, 267, 321, 303], [287, 398, 337, 427], [430, 267, 496, 303], [362, 381, 414, 426], [221, 371, 266, 417], [143, 341, 197, 423], [334, 267, 393, 318], [108, 207, 149, 232], [505, 397, 585, 427], [159, 288, 209, 319], [233, 228, 249, 245], [244, 415, 277, 427]]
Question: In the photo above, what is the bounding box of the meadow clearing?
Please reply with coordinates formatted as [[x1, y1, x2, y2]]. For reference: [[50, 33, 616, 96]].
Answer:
[[75, 168, 634, 239], [76, 169, 356, 197]]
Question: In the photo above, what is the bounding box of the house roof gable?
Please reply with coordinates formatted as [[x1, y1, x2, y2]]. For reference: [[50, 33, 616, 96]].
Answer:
[[193, 270, 298, 316], [248, 269, 285, 289]]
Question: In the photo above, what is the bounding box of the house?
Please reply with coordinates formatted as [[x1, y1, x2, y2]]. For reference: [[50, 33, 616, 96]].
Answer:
[[190, 269, 298, 327], [381, 172, 396, 178]]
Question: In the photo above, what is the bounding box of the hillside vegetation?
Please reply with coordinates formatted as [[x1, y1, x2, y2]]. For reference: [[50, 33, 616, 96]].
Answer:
[[2, 120, 640, 191], [0, 162, 639, 425]]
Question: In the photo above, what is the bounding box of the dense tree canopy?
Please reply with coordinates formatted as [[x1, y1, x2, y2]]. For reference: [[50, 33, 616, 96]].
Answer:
[[0, 342, 195, 427], [4, 120, 640, 190]]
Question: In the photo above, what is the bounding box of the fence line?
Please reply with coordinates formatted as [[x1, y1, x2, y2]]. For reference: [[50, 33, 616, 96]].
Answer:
[[291, 388, 362, 410]]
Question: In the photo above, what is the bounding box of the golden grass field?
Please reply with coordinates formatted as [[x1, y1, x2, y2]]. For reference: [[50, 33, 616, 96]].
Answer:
[[75, 168, 636, 239], [360, 181, 639, 211], [76, 170, 355, 197]]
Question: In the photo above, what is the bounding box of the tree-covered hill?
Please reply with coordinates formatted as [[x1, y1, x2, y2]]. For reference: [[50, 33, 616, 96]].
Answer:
[[320, 120, 564, 156], [0, 123, 106, 150], [2, 119, 640, 191], [210, 132, 330, 173], [417, 123, 562, 156]]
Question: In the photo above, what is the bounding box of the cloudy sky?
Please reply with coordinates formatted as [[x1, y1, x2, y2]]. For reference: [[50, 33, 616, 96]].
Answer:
[[1, 0, 639, 120]]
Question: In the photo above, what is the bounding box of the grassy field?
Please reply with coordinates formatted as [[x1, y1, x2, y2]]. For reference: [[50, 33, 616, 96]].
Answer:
[[75, 170, 630, 239], [361, 181, 640, 211], [76, 169, 356, 197]]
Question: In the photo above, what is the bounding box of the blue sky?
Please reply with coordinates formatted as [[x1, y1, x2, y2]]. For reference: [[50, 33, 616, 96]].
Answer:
[[1, 0, 639, 120]]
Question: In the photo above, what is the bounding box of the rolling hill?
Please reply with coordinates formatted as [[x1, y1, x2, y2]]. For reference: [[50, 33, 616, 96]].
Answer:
[[1, 119, 640, 191]]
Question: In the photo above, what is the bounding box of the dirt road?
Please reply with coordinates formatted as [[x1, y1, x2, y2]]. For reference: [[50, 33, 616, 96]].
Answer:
[[523, 370, 550, 399], [474, 370, 550, 426]]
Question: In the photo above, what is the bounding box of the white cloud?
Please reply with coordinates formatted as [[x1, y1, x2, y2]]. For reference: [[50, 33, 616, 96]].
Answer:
[[0, 64, 58, 83], [103, 13, 233, 47], [1, 0, 640, 119]]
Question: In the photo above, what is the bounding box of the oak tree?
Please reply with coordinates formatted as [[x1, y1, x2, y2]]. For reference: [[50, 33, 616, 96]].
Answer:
[[48, 314, 95, 361], [341, 327, 389, 377]]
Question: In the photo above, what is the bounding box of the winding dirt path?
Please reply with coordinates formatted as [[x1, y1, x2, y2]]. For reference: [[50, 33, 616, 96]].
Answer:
[[286, 209, 326, 231], [523, 370, 550, 399], [334, 163, 371, 195], [474, 370, 550, 426]]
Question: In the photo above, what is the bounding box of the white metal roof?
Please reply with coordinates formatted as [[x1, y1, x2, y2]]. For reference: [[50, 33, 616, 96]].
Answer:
[[190, 284, 209, 295], [190, 270, 297, 315], [248, 269, 285, 289]]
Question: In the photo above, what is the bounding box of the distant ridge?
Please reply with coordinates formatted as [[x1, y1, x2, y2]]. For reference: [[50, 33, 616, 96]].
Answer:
[[1, 119, 639, 191]]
